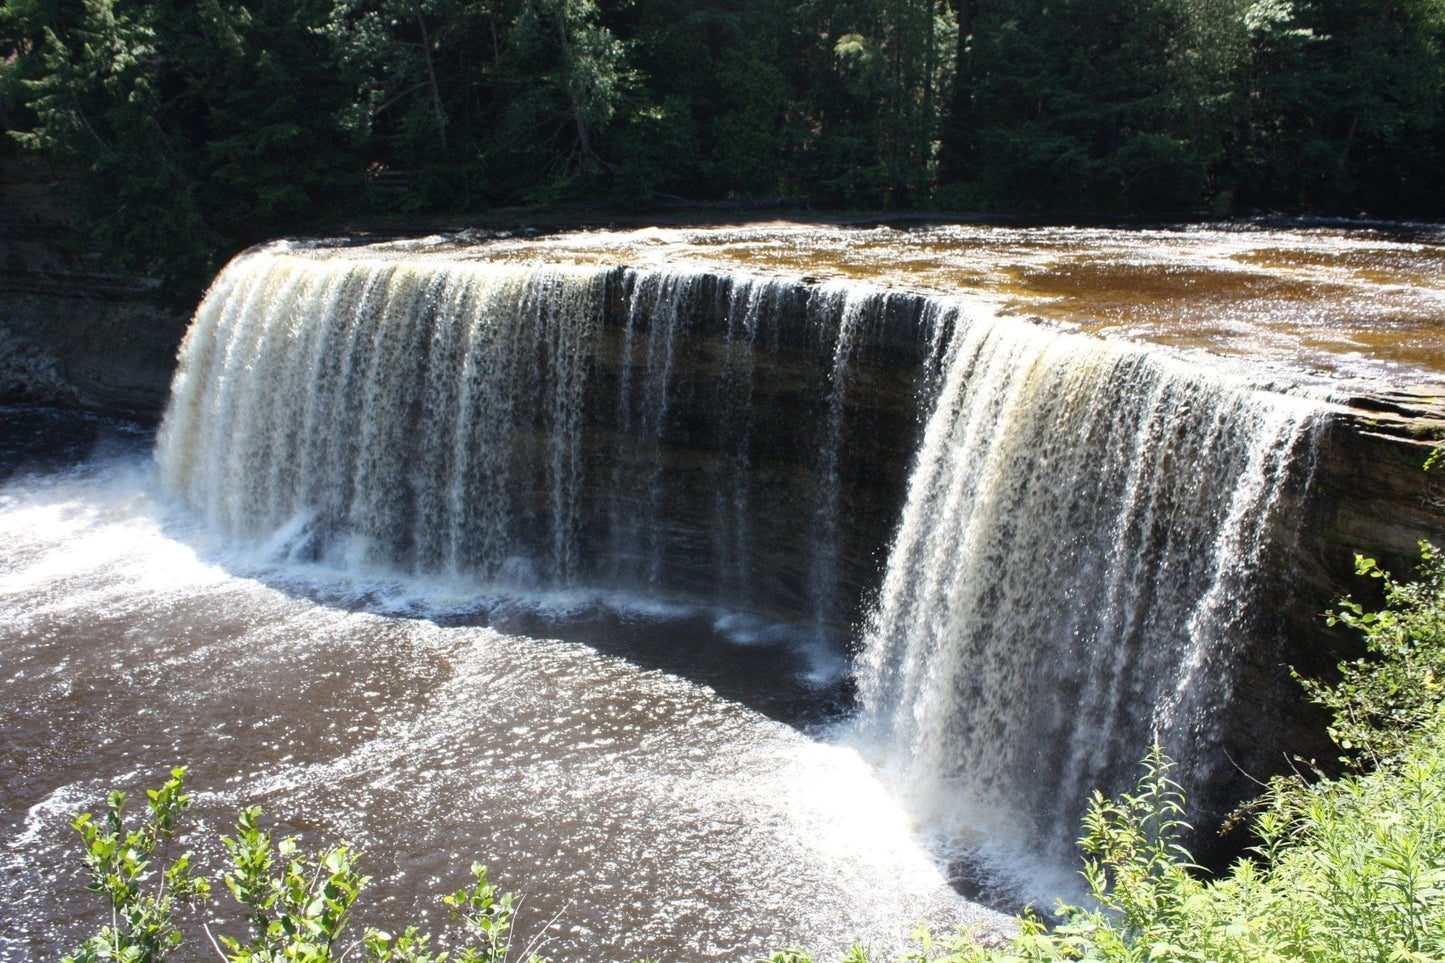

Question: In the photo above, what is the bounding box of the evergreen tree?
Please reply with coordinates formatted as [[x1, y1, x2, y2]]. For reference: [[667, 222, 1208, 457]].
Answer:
[[4, 0, 1444, 287], [943, 0, 1214, 212], [4, 0, 220, 287]]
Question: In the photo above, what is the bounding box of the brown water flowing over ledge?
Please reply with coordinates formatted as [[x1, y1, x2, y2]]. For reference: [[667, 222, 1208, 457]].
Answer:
[[438, 222, 1445, 387], [6, 217, 1445, 406]]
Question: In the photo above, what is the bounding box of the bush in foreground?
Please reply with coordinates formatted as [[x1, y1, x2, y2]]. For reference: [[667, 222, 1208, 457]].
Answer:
[[800, 719, 1445, 962], [64, 768, 549, 963]]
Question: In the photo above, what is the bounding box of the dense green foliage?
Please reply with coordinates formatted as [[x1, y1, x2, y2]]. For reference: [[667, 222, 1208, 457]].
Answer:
[[4, 0, 1445, 291], [805, 724, 1445, 962], [1310, 546, 1445, 767]]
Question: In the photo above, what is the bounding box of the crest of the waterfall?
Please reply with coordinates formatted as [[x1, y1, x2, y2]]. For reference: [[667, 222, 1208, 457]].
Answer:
[[853, 301, 1322, 858]]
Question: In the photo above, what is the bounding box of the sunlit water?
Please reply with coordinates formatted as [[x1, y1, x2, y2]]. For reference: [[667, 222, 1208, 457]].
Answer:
[[0, 409, 1007, 962], [407, 220, 1445, 389]]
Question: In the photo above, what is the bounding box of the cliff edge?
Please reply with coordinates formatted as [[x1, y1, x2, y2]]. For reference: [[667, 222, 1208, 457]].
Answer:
[[0, 158, 189, 417]]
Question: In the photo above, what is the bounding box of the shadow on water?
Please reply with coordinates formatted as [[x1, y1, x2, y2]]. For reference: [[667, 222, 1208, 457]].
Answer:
[[1, 404, 858, 733], [0, 405, 155, 483], [304, 571, 862, 730], [429, 600, 859, 730]]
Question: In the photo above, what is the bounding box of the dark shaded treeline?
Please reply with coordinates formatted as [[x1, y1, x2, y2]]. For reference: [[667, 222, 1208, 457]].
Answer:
[[2, 0, 1443, 295]]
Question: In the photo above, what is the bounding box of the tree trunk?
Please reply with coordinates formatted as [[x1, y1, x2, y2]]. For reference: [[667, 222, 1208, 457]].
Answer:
[[411, 0, 448, 153], [938, 0, 978, 183]]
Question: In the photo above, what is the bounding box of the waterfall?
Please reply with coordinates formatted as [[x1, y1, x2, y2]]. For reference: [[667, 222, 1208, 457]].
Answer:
[[853, 303, 1321, 857], [157, 239, 1327, 869], [155, 246, 917, 631], [158, 252, 606, 582]]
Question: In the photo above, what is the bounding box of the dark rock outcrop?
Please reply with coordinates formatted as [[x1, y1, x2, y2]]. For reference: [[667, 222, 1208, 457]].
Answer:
[[0, 161, 189, 417], [1279, 395, 1445, 736]]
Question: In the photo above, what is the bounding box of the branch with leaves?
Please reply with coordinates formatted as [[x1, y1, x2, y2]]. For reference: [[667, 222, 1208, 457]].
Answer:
[[63, 769, 557, 963]]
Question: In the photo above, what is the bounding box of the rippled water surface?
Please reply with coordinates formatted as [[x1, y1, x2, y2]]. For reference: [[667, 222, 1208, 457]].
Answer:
[[0, 409, 1003, 962]]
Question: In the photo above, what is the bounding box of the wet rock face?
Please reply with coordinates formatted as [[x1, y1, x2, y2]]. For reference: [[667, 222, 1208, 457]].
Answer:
[[1283, 398, 1445, 713], [0, 319, 77, 406], [0, 299, 187, 417], [580, 270, 938, 629], [0, 163, 188, 417]]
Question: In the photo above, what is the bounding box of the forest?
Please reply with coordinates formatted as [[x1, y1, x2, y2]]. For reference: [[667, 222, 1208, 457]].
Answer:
[[2, 0, 1445, 291]]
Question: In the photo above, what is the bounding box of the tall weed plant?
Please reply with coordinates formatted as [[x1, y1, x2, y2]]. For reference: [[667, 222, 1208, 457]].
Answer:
[[63, 769, 548, 963]]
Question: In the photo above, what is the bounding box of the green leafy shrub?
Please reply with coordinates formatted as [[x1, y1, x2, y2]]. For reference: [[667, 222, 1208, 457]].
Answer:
[[64, 771, 547, 963], [218, 805, 367, 962], [64, 768, 209, 963], [1310, 544, 1445, 766]]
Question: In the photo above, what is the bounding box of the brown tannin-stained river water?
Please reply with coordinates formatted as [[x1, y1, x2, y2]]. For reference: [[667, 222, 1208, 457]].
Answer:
[[0, 410, 999, 961], [2, 221, 1443, 962], [455, 221, 1445, 387]]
